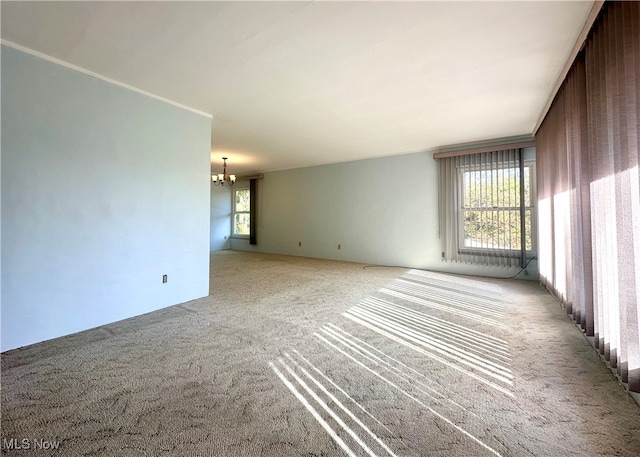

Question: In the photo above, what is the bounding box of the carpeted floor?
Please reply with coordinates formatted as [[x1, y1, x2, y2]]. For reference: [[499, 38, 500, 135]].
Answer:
[[2, 251, 639, 456]]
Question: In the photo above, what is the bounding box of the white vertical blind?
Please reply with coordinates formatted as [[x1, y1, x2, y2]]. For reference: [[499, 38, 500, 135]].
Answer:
[[438, 148, 529, 268]]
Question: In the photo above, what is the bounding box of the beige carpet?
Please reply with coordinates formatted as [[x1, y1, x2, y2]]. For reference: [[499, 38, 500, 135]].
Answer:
[[2, 251, 639, 456]]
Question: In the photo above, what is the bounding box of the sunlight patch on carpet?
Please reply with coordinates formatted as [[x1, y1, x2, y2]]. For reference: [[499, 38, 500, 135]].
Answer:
[[270, 267, 516, 456], [270, 354, 398, 457]]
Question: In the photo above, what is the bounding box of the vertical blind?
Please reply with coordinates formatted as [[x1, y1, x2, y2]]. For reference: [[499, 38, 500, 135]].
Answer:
[[536, 1, 640, 393], [438, 148, 529, 268]]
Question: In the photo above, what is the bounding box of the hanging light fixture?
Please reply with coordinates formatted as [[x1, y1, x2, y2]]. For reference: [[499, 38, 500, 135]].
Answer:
[[211, 157, 236, 186]]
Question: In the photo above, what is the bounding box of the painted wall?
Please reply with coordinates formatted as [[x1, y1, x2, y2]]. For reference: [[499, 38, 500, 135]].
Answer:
[[210, 185, 231, 251], [1, 46, 212, 351], [230, 151, 538, 279]]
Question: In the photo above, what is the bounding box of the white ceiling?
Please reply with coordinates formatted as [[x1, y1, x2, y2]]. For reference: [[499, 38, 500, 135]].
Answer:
[[1, 1, 594, 175]]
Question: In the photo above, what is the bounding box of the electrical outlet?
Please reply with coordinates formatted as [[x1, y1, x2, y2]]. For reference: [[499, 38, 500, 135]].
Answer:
[[162, 274, 168, 283], [338, 244, 341, 250], [298, 241, 302, 247]]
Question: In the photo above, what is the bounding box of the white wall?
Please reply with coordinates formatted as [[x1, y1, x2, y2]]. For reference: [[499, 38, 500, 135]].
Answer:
[[230, 152, 538, 279], [210, 185, 231, 251], [1, 46, 212, 351]]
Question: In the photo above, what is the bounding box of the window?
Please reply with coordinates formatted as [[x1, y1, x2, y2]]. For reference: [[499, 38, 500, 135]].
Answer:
[[437, 147, 536, 267], [459, 163, 535, 255], [232, 188, 250, 237]]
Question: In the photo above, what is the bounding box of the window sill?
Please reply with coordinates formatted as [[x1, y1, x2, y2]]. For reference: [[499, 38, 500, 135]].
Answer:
[[458, 249, 536, 259]]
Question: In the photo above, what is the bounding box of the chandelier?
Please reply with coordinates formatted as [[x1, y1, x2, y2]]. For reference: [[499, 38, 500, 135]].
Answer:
[[211, 157, 236, 186]]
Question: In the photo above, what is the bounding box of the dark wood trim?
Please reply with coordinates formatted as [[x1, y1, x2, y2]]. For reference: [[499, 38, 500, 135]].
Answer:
[[249, 179, 257, 245]]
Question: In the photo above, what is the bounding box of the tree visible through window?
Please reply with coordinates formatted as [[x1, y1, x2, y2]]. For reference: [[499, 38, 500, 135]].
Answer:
[[233, 188, 250, 236], [460, 164, 534, 253]]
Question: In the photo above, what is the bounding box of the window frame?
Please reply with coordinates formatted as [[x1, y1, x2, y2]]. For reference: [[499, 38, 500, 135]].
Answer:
[[456, 161, 537, 258], [231, 186, 251, 239]]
